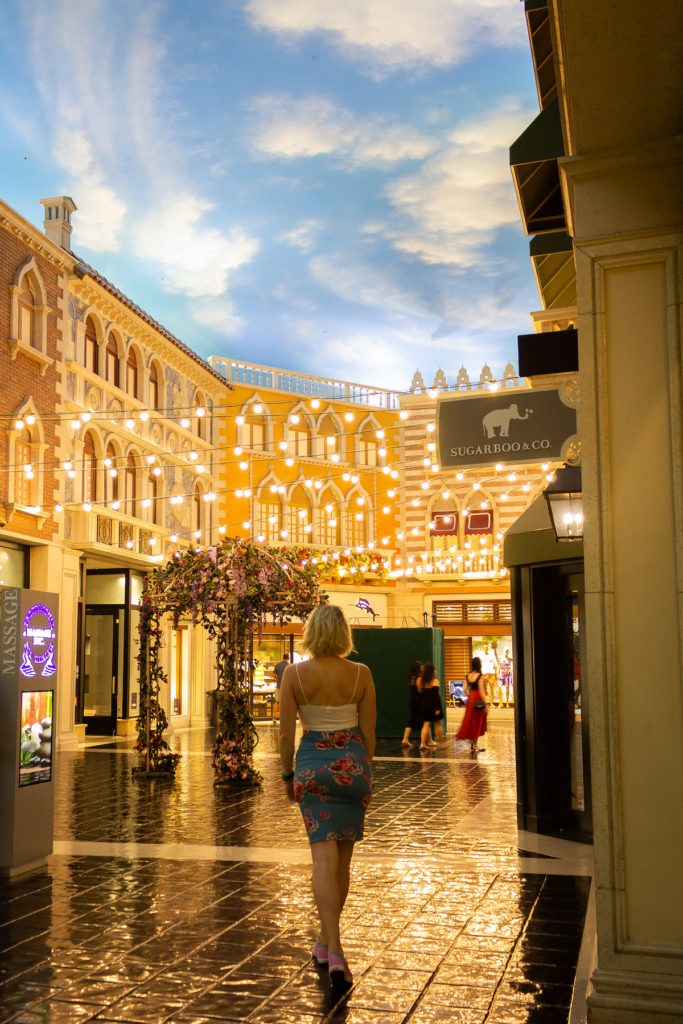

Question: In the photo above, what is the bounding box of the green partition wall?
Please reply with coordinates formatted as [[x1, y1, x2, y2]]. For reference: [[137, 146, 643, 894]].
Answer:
[[349, 627, 445, 738]]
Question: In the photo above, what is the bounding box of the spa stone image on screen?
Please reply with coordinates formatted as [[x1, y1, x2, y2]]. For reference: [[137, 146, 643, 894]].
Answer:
[[19, 690, 53, 787]]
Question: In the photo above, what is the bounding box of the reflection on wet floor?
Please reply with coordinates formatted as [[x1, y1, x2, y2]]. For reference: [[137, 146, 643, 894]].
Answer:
[[0, 715, 592, 1023]]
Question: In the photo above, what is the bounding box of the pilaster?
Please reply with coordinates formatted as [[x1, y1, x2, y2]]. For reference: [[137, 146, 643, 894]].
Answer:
[[30, 543, 81, 750], [562, 143, 683, 1022]]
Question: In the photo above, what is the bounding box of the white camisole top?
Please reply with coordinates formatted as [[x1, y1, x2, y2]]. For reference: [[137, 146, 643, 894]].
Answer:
[[295, 662, 360, 730]]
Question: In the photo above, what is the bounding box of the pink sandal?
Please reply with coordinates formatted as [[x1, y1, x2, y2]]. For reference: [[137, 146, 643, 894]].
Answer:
[[312, 941, 328, 965], [328, 951, 352, 983]]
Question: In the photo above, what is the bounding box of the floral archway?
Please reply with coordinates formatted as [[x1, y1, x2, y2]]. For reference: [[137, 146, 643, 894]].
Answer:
[[134, 537, 328, 783]]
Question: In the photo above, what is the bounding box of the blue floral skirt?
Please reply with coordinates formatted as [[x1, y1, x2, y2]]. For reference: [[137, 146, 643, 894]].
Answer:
[[294, 728, 372, 845]]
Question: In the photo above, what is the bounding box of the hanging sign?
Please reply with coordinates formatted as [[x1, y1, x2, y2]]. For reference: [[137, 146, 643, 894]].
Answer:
[[436, 387, 577, 470]]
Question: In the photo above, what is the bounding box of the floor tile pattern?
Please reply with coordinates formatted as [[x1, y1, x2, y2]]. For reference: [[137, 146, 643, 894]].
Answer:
[[0, 717, 591, 1023]]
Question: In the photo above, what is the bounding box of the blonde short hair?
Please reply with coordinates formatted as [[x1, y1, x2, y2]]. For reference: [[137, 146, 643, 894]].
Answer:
[[302, 604, 353, 658]]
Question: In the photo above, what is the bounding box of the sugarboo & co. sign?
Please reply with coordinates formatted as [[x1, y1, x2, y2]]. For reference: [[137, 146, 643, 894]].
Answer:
[[436, 388, 577, 470]]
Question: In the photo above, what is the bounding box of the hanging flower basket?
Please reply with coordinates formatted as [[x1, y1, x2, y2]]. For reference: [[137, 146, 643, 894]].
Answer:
[[136, 537, 328, 786]]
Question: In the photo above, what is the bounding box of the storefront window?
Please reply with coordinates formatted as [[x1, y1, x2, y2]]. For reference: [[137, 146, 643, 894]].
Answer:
[[86, 573, 127, 604], [130, 572, 144, 606], [0, 542, 28, 587], [472, 636, 514, 707]]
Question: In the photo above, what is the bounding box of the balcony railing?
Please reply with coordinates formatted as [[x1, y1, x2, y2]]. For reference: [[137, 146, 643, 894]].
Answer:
[[66, 508, 165, 559], [209, 357, 399, 410]]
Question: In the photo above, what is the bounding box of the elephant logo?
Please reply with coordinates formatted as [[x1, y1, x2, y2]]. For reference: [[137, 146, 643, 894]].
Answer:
[[482, 403, 533, 438]]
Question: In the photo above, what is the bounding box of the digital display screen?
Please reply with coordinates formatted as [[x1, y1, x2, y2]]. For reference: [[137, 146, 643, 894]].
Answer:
[[19, 690, 53, 787]]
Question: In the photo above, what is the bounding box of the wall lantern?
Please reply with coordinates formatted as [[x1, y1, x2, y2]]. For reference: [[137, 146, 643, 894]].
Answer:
[[544, 465, 583, 540]]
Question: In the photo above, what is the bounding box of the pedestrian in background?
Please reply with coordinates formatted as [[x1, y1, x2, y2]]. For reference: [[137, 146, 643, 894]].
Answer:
[[419, 662, 444, 750], [401, 660, 423, 747], [455, 656, 488, 755], [278, 604, 376, 991]]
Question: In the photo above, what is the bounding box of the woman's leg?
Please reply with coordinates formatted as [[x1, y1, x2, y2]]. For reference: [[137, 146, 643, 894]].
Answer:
[[310, 839, 344, 954], [420, 721, 431, 748], [402, 726, 412, 745], [336, 840, 355, 917]]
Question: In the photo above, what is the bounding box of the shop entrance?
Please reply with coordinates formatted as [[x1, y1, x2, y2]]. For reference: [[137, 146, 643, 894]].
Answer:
[[83, 608, 123, 735], [566, 572, 591, 833], [511, 559, 592, 838]]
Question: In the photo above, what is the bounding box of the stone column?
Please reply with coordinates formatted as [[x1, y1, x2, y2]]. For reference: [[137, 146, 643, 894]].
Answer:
[[30, 543, 81, 750], [563, 141, 683, 1022]]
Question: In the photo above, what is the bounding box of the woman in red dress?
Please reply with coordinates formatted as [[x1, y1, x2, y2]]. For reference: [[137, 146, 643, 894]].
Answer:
[[455, 656, 487, 755]]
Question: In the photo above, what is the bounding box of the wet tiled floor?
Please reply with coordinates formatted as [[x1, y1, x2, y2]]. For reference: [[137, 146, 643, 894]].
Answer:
[[0, 713, 593, 1023]]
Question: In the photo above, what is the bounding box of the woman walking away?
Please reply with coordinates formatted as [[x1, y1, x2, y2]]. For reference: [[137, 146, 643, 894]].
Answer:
[[455, 656, 487, 755], [401, 660, 423, 747], [279, 604, 376, 991], [419, 662, 444, 750]]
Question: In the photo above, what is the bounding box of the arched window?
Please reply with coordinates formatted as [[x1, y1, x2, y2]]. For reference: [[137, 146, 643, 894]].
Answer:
[[126, 349, 138, 398], [83, 432, 97, 503], [149, 470, 159, 525], [194, 391, 206, 440], [14, 427, 33, 507], [85, 317, 99, 374], [150, 363, 160, 411], [194, 483, 203, 537], [241, 413, 266, 450], [430, 499, 459, 552], [318, 413, 342, 460], [258, 489, 282, 543], [124, 453, 137, 518], [464, 508, 494, 546], [17, 276, 38, 349], [345, 494, 367, 547], [318, 489, 340, 547], [287, 484, 312, 544], [105, 443, 118, 504], [357, 421, 381, 467], [10, 260, 49, 366], [105, 335, 119, 387], [289, 424, 310, 457]]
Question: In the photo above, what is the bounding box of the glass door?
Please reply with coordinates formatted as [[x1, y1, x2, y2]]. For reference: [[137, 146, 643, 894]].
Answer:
[[565, 574, 591, 833], [83, 609, 121, 734]]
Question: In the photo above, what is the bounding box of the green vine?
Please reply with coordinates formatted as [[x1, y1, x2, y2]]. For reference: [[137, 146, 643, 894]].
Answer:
[[133, 599, 181, 777]]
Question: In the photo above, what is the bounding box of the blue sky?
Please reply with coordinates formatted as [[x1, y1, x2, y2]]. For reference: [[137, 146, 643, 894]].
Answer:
[[0, 0, 540, 392]]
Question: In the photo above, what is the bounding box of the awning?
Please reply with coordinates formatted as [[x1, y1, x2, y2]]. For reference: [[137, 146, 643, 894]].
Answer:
[[525, 0, 557, 109], [504, 492, 583, 568], [518, 325, 578, 377], [510, 97, 566, 235], [529, 231, 576, 310]]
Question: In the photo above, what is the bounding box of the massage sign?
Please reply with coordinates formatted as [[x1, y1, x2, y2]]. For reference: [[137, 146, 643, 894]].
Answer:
[[436, 387, 577, 471], [20, 604, 57, 679]]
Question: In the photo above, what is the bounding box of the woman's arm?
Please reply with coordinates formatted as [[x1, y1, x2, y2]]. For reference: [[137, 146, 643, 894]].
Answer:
[[278, 666, 298, 800], [358, 666, 377, 765]]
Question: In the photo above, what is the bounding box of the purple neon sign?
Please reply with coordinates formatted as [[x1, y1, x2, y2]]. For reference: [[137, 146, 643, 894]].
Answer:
[[20, 603, 57, 679]]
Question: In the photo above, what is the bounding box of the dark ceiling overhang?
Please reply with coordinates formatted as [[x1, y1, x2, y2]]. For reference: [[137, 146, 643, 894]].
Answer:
[[530, 231, 576, 309], [510, 97, 567, 235], [518, 326, 578, 377]]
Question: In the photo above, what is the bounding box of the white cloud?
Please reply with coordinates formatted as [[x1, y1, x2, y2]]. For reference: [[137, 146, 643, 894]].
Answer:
[[381, 102, 534, 267], [56, 128, 127, 251], [248, 94, 437, 165], [310, 329, 421, 390], [246, 0, 525, 72], [309, 253, 425, 319], [132, 194, 260, 298], [278, 219, 326, 253], [193, 297, 246, 335]]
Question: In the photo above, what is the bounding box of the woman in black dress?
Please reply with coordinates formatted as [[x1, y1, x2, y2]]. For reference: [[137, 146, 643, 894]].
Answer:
[[419, 662, 444, 750], [401, 660, 423, 747]]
